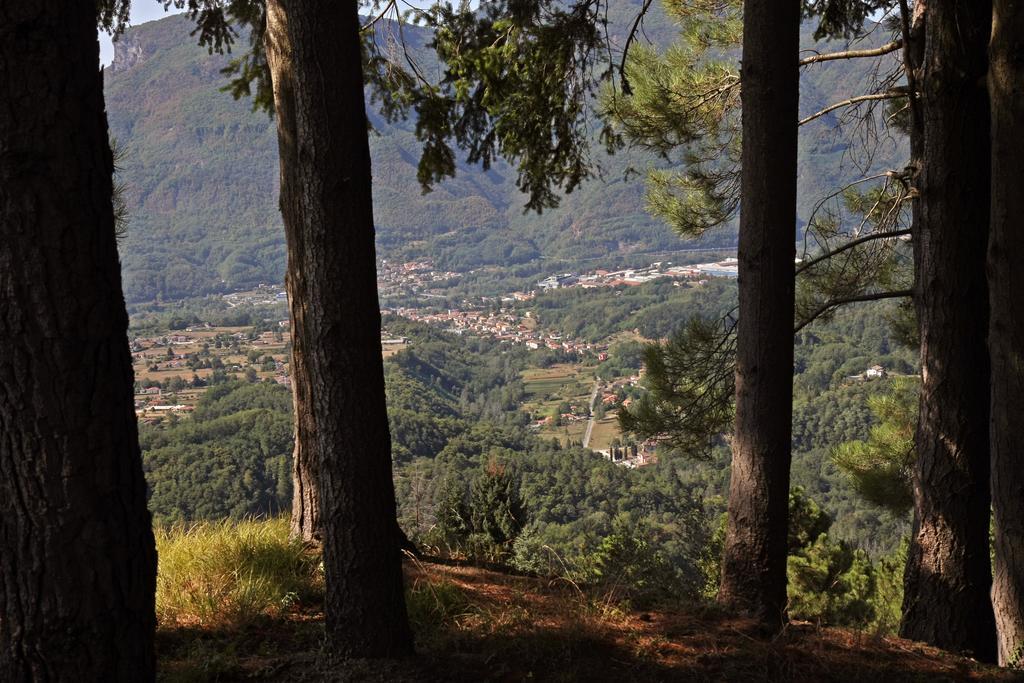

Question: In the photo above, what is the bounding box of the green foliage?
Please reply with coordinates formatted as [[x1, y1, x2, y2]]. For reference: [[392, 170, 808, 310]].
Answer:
[[602, 0, 741, 238], [383, 317, 527, 463], [154, 517, 321, 628], [423, 1, 611, 212], [431, 476, 470, 552], [787, 533, 877, 627], [96, 0, 131, 34], [581, 518, 695, 608], [884, 298, 919, 350], [796, 181, 913, 331], [786, 490, 905, 632], [802, 0, 894, 39], [110, 136, 131, 239], [619, 315, 735, 456], [789, 486, 834, 551], [466, 461, 527, 560], [698, 512, 727, 600], [868, 537, 906, 634], [831, 378, 917, 514], [141, 382, 293, 523]]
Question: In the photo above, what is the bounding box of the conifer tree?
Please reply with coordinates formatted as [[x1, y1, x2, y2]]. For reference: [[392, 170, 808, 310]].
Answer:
[[899, 0, 997, 661], [831, 378, 916, 515], [715, 0, 800, 626], [0, 0, 156, 678], [269, 0, 414, 657], [988, 0, 1024, 666], [174, 0, 415, 657]]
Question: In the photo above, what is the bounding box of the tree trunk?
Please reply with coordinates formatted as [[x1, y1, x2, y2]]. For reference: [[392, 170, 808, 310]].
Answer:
[[276, 0, 414, 657], [265, 0, 321, 545], [900, 0, 996, 662], [717, 0, 799, 628], [0, 2, 157, 680], [988, 0, 1024, 667]]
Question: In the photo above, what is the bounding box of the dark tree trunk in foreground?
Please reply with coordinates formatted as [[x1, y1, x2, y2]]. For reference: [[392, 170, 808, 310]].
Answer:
[[265, 0, 321, 544], [275, 0, 414, 657], [900, 0, 996, 662], [717, 0, 799, 628], [989, 0, 1024, 667], [0, 1, 157, 680]]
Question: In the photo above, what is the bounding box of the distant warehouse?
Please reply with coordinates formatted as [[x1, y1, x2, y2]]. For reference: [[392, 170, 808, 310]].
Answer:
[[537, 273, 578, 290]]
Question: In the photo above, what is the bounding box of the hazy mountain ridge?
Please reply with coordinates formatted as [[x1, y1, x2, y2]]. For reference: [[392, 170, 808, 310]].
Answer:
[[106, 12, 903, 303]]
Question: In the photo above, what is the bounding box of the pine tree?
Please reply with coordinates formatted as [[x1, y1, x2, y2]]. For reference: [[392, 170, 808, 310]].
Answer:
[[832, 378, 916, 514], [716, 0, 800, 628], [276, 0, 414, 657], [0, 1, 156, 678], [899, 0, 997, 661], [468, 460, 526, 559], [988, 0, 1024, 666]]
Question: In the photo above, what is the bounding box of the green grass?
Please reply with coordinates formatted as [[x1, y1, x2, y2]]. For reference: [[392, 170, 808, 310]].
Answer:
[[521, 365, 588, 399], [587, 416, 622, 450], [405, 576, 474, 634], [155, 517, 321, 628]]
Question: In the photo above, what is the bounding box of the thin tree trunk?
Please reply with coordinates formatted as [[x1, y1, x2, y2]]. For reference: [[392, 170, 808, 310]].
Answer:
[[900, 0, 996, 662], [988, 0, 1024, 667], [265, 0, 321, 544], [278, 0, 414, 657], [0, 1, 157, 679], [717, 0, 799, 628]]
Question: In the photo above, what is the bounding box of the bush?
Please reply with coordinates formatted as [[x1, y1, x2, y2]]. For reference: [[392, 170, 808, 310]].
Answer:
[[787, 533, 876, 628], [155, 517, 321, 628]]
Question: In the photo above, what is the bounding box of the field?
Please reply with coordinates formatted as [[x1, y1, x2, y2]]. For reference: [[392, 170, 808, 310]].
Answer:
[[521, 364, 590, 401], [132, 323, 410, 418], [586, 415, 622, 451], [131, 324, 293, 420], [521, 364, 627, 448], [382, 342, 408, 358]]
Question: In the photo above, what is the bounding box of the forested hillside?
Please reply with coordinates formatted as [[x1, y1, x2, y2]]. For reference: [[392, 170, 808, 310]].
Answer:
[[105, 10, 902, 302], [137, 300, 917, 624]]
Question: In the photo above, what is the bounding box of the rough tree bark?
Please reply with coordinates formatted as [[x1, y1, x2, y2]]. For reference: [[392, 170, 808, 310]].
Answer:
[[988, 0, 1024, 667], [900, 0, 996, 663], [275, 0, 414, 657], [717, 0, 799, 628], [264, 0, 321, 544], [0, 1, 157, 680]]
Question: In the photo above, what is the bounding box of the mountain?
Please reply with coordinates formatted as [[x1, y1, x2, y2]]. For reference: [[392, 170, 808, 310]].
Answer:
[[105, 12, 904, 303]]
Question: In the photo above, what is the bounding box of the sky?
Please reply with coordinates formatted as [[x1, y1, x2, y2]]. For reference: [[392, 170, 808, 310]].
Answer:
[[100, 1, 185, 66], [98, 0, 442, 66]]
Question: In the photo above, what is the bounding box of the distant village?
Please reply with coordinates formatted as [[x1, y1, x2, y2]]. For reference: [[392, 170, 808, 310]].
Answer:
[[383, 306, 606, 357], [128, 257, 742, 466], [378, 257, 740, 357], [206, 258, 741, 359], [129, 323, 292, 419]]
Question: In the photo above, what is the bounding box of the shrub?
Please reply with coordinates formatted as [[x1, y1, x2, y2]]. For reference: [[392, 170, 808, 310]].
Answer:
[[787, 533, 876, 627]]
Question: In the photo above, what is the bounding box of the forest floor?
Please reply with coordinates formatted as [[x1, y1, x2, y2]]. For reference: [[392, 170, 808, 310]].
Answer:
[[156, 558, 1017, 682]]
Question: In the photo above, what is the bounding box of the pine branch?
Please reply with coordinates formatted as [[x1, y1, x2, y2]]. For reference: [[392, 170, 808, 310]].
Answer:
[[799, 89, 908, 126], [794, 289, 914, 334], [618, 0, 656, 95], [795, 229, 912, 276], [799, 40, 904, 66]]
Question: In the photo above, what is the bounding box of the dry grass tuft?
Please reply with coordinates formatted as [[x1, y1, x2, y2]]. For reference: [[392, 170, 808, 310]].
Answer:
[[155, 517, 321, 629]]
